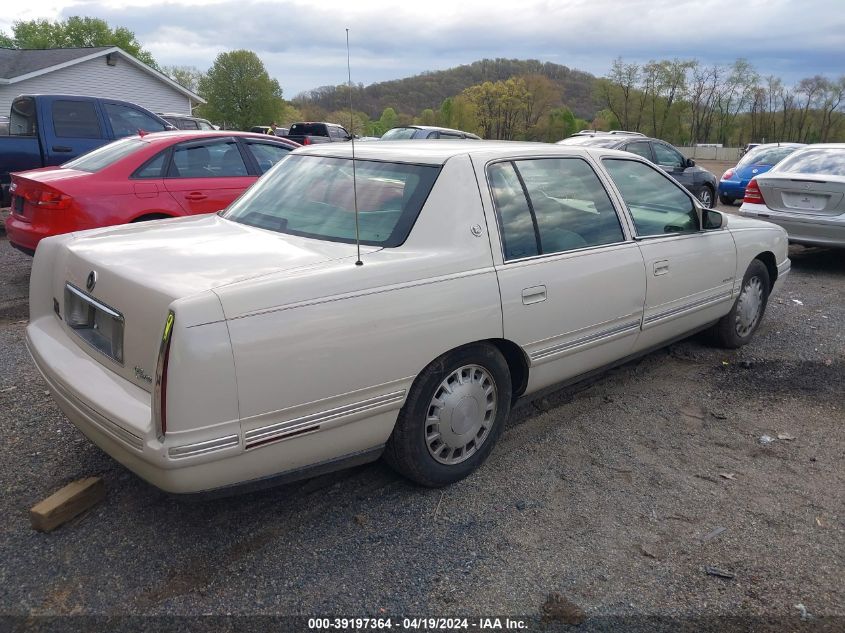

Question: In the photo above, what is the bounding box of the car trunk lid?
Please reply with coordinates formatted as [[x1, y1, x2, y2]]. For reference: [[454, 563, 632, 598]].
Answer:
[[757, 175, 845, 216], [51, 214, 376, 391]]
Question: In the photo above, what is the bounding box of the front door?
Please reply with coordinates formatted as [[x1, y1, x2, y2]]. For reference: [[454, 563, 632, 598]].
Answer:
[[601, 157, 737, 352], [485, 156, 647, 394]]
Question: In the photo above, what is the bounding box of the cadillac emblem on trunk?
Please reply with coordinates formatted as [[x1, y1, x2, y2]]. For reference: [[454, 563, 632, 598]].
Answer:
[[86, 271, 97, 292]]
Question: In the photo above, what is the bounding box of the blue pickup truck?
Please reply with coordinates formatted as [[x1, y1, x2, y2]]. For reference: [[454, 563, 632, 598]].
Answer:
[[1, 94, 173, 205]]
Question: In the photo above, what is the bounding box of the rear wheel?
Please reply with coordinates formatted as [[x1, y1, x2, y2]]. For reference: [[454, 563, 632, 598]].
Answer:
[[384, 343, 512, 487], [710, 260, 770, 348], [697, 185, 715, 208], [131, 213, 171, 222]]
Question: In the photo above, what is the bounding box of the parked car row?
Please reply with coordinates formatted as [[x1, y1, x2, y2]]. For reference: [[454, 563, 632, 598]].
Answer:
[[718, 142, 806, 204], [739, 143, 845, 248], [5, 131, 299, 254]]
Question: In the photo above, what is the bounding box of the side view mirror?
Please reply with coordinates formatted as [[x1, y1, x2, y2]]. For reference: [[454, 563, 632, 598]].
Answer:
[[702, 208, 724, 230], [686, 158, 696, 168]]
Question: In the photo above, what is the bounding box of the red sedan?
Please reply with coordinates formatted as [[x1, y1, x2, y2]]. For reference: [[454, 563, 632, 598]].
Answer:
[[5, 130, 300, 255]]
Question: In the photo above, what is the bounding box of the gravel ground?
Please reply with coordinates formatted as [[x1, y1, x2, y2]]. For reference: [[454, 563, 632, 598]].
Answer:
[[0, 215, 843, 631]]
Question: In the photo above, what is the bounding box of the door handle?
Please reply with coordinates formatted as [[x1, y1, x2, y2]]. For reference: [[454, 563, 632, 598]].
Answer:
[[653, 260, 669, 276], [184, 193, 208, 201], [522, 285, 547, 305], [52, 145, 73, 153]]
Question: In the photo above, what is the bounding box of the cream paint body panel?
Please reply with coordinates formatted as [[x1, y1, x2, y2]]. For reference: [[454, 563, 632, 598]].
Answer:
[[220, 154, 503, 447], [633, 229, 737, 351], [495, 243, 646, 394]]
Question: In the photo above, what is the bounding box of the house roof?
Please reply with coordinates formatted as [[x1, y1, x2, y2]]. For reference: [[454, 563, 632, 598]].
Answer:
[[0, 46, 204, 105]]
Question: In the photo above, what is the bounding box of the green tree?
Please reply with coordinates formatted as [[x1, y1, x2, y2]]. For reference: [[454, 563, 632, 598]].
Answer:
[[197, 50, 283, 130], [2, 17, 157, 68], [162, 65, 205, 93]]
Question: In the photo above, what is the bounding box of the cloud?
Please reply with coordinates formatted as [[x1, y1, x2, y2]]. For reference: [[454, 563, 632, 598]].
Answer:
[[21, 0, 843, 97]]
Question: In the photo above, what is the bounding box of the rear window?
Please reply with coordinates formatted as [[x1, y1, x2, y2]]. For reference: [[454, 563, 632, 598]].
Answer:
[[62, 138, 147, 172], [772, 148, 845, 176], [223, 154, 440, 247], [289, 123, 328, 136], [382, 127, 419, 140], [738, 146, 801, 167]]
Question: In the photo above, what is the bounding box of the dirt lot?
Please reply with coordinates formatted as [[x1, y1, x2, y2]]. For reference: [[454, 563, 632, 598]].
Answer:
[[0, 201, 843, 631]]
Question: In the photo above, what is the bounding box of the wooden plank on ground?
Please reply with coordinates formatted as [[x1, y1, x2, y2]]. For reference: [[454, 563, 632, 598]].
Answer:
[[29, 477, 105, 532]]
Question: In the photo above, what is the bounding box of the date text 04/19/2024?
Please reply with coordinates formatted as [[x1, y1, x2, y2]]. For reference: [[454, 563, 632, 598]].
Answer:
[[307, 617, 528, 630]]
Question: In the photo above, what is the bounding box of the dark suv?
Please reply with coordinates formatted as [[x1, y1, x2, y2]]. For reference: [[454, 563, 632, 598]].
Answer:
[[557, 133, 718, 208]]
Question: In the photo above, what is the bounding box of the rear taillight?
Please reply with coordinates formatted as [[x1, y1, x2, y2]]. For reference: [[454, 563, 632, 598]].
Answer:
[[721, 169, 734, 181], [302, 137, 310, 145], [744, 179, 765, 204], [23, 187, 72, 210], [154, 311, 175, 440]]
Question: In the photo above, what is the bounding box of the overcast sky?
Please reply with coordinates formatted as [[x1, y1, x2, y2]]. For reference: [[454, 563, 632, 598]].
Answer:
[[3, 0, 844, 98]]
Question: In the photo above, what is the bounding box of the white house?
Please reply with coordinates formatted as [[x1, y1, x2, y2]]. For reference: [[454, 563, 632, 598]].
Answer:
[[0, 46, 204, 116]]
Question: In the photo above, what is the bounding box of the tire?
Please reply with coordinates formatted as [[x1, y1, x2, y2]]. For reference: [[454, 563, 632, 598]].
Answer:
[[697, 185, 715, 209], [719, 194, 735, 206], [131, 214, 171, 223], [384, 343, 512, 487], [710, 260, 770, 348]]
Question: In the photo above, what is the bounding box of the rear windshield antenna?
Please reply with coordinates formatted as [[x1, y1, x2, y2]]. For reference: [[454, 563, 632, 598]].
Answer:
[[347, 28, 363, 266]]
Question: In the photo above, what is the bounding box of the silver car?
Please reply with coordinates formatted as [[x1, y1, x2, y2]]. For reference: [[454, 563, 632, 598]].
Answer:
[[740, 143, 845, 247]]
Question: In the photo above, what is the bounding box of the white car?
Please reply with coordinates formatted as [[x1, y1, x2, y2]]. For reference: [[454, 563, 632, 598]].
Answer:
[[26, 141, 790, 494], [739, 143, 845, 248]]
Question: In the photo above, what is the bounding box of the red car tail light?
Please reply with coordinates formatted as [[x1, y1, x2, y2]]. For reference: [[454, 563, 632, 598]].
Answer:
[[154, 311, 175, 440], [23, 187, 73, 210], [744, 179, 765, 204], [302, 137, 311, 145], [721, 169, 734, 181]]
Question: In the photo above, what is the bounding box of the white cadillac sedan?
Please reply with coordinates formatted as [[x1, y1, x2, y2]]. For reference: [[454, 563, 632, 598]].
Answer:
[[26, 141, 791, 494]]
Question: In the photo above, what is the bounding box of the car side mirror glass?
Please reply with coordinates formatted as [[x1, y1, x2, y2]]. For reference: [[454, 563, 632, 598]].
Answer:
[[702, 208, 723, 230]]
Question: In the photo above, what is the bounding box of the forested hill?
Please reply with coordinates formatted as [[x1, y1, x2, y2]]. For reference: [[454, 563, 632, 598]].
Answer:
[[293, 58, 598, 120]]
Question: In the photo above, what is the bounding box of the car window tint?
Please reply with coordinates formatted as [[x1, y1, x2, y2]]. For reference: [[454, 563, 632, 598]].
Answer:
[[63, 138, 147, 173], [133, 150, 168, 179], [224, 155, 440, 247], [198, 120, 215, 130], [170, 140, 247, 178], [603, 158, 698, 236], [52, 100, 102, 138], [104, 103, 167, 138], [181, 119, 199, 130], [488, 162, 539, 260], [513, 158, 624, 254], [652, 142, 684, 169], [246, 142, 294, 174], [624, 141, 652, 161]]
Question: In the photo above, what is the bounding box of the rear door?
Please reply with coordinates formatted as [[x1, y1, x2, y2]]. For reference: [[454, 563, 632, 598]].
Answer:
[[41, 98, 108, 165], [162, 137, 255, 214], [485, 156, 646, 393]]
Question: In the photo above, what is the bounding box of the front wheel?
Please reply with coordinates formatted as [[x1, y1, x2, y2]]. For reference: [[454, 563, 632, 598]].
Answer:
[[384, 343, 512, 487], [710, 260, 770, 348], [697, 185, 715, 209]]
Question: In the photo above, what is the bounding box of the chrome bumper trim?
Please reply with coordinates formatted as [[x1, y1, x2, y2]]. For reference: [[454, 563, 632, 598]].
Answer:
[[168, 434, 240, 459], [245, 390, 405, 449]]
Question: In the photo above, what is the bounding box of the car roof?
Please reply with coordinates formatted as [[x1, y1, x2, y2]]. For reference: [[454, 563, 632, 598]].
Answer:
[[126, 130, 300, 147], [295, 139, 631, 165]]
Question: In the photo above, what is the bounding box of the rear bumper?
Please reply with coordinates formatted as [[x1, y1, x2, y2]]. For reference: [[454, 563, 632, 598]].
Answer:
[[718, 181, 745, 198], [739, 204, 845, 248], [5, 213, 44, 253], [26, 313, 393, 494]]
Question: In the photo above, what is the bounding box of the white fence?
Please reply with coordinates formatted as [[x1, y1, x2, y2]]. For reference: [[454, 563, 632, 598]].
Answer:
[[677, 146, 742, 161]]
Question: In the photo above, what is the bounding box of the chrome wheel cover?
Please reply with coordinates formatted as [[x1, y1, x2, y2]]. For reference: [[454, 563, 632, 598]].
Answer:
[[425, 364, 497, 465], [735, 275, 764, 337], [698, 187, 713, 208]]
